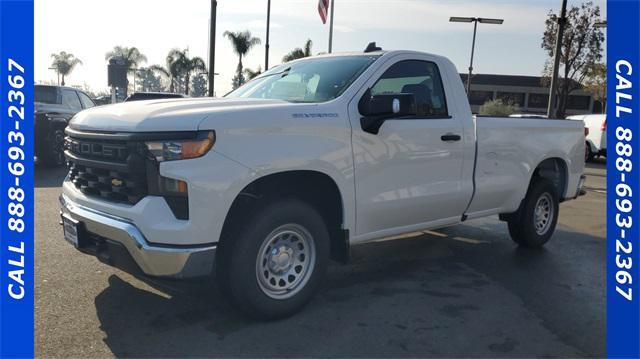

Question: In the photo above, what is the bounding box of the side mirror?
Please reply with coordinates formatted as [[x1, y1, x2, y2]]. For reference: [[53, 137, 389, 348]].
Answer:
[[359, 89, 416, 134]]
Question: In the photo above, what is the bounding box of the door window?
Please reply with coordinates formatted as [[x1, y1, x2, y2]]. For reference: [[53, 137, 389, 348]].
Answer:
[[77, 92, 96, 109], [61, 89, 82, 111], [371, 60, 448, 118]]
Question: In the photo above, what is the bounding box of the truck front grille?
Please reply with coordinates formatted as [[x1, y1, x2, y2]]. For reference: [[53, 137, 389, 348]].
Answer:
[[65, 135, 149, 204]]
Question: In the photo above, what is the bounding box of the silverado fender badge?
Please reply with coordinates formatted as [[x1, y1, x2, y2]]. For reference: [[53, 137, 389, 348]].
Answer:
[[292, 113, 339, 119]]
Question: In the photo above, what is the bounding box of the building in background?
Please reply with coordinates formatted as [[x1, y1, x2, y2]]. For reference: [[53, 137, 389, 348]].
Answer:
[[461, 74, 603, 116]]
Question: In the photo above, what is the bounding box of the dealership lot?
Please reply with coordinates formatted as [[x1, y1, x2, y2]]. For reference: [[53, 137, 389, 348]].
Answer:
[[35, 160, 605, 357]]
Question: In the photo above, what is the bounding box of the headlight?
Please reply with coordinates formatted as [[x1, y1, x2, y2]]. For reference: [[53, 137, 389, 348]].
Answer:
[[146, 131, 215, 162]]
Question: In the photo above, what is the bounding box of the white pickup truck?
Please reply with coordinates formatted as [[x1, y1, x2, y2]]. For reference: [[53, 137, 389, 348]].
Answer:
[[60, 47, 586, 319]]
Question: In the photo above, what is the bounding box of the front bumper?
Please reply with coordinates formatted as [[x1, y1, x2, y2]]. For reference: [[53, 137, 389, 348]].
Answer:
[[59, 194, 216, 278]]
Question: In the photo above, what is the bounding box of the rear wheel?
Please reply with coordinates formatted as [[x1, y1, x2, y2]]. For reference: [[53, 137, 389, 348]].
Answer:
[[585, 142, 594, 162], [507, 178, 559, 248], [217, 198, 330, 320]]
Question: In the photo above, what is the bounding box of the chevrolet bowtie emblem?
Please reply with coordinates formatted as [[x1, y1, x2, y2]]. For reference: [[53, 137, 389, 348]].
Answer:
[[111, 178, 123, 187]]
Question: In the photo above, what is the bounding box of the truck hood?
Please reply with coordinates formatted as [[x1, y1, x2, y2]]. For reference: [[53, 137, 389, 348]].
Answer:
[[68, 97, 289, 132]]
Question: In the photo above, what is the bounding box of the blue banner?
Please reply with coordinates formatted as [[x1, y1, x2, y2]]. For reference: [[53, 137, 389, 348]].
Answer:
[[0, 0, 34, 357], [607, 0, 640, 357]]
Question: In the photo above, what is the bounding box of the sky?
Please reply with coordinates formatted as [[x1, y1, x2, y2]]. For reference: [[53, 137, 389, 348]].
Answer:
[[35, 0, 606, 96]]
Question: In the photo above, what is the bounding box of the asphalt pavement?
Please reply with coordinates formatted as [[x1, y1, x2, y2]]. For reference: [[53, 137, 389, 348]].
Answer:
[[35, 159, 606, 358]]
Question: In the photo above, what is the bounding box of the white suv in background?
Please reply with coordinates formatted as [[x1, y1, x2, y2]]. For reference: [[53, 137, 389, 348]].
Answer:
[[568, 114, 606, 162]]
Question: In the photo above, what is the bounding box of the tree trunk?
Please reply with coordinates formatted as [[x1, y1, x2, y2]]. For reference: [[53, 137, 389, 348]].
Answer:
[[169, 77, 175, 93], [61, 74, 66, 86], [238, 55, 244, 79], [185, 73, 190, 95]]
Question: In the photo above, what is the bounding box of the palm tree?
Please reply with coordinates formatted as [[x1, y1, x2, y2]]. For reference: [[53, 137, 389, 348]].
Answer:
[[282, 39, 313, 63], [105, 46, 147, 92], [50, 51, 82, 86], [150, 49, 183, 93], [151, 49, 207, 94], [244, 66, 262, 81], [223, 30, 261, 88], [104, 46, 147, 69]]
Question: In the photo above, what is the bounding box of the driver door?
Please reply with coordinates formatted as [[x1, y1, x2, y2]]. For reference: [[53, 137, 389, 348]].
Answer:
[[348, 55, 473, 240]]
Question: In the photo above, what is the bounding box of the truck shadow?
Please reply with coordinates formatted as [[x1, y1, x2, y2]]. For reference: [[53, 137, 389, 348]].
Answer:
[[94, 222, 604, 357]]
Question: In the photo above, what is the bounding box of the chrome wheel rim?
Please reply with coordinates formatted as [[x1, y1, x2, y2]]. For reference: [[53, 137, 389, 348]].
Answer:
[[256, 224, 316, 299], [534, 193, 554, 235]]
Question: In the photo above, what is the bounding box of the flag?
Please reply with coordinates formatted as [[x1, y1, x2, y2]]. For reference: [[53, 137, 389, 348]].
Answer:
[[318, 0, 329, 24]]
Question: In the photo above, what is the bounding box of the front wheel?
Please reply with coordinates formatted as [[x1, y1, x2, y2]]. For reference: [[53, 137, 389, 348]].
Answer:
[[507, 178, 559, 248], [217, 198, 330, 320]]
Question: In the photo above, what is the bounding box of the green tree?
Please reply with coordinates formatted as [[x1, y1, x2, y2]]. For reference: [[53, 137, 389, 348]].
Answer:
[[223, 30, 261, 89], [136, 67, 164, 92], [479, 99, 517, 117], [583, 62, 606, 113], [244, 66, 262, 81], [282, 39, 313, 63], [50, 51, 82, 86], [190, 73, 208, 97], [541, 1, 604, 117]]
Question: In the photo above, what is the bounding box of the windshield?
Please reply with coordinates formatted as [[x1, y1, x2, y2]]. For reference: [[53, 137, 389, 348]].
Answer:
[[35, 86, 61, 104], [226, 55, 379, 103]]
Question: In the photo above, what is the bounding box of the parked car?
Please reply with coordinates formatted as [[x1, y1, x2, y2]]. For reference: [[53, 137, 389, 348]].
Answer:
[[124, 92, 189, 102], [567, 114, 606, 162], [93, 95, 112, 106], [35, 85, 96, 166], [509, 113, 548, 119], [60, 48, 586, 319]]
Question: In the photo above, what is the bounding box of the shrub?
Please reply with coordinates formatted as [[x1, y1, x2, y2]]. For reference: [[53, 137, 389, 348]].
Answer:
[[479, 99, 517, 117]]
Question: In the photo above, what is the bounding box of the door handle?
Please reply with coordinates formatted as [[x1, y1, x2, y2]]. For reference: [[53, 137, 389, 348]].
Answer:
[[441, 133, 461, 142]]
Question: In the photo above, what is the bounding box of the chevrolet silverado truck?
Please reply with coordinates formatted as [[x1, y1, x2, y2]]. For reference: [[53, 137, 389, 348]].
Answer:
[[59, 48, 586, 319]]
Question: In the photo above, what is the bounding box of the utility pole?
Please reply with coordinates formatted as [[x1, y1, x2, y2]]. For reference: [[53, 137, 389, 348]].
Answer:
[[208, 0, 217, 97], [328, 0, 335, 53], [547, 0, 568, 118], [265, 0, 271, 70]]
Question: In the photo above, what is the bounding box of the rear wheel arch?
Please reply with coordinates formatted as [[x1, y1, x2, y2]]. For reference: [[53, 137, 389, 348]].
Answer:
[[530, 157, 568, 200]]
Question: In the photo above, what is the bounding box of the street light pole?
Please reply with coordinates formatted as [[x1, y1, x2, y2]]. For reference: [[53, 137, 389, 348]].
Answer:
[[547, 0, 568, 118], [208, 0, 217, 97], [449, 17, 504, 99], [265, 0, 271, 70], [467, 20, 478, 95]]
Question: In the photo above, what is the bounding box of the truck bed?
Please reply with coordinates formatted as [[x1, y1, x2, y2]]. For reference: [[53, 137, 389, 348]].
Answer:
[[465, 116, 585, 218]]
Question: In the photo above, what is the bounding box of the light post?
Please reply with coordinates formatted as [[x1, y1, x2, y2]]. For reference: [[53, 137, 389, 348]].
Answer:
[[449, 17, 504, 97], [208, 0, 218, 97], [547, 0, 567, 118], [265, 0, 271, 70]]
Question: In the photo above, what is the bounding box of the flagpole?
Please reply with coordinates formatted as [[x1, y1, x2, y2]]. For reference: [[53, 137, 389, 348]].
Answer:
[[328, 0, 335, 53]]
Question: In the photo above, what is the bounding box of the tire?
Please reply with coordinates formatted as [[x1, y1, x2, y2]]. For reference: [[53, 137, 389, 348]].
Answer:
[[39, 128, 66, 167], [507, 178, 559, 248], [216, 198, 330, 320], [585, 142, 594, 162]]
